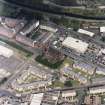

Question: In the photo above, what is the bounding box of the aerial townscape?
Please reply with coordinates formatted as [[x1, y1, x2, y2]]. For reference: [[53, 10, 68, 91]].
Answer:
[[1, 0, 105, 105]]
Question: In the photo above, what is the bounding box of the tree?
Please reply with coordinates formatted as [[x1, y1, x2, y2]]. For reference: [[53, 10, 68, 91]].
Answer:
[[64, 80, 72, 87]]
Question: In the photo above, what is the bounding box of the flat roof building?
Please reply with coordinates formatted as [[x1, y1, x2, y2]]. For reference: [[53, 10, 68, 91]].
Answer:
[[20, 20, 39, 36], [90, 86, 105, 94], [100, 26, 105, 33], [62, 90, 76, 97], [30, 93, 44, 105], [96, 67, 105, 75], [62, 37, 89, 53], [40, 25, 58, 33], [62, 67, 87, 84], [40, 21, 58, 33], [0, 45, 13, 58], [78, 29, 95, 37], [92, 77, 105, 84]]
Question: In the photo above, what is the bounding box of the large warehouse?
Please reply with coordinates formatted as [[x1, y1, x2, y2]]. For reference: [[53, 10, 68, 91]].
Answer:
[[62, 37, 89, 53], [0, 45, 13, 58]]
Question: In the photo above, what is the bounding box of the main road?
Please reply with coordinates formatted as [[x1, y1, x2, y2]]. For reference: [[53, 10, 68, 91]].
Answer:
[[1, 0, 105, 21]]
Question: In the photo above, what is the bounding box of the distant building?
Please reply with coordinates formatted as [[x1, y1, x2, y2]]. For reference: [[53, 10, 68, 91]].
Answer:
[[62, 90, 76, 98], [62, 37, 89, 53], [30, 93, 44, 105], [41, 91, 59, 105], [3, 17, 26, 28], [96, 67, 105, 75], [78, 29, 95, 37], [11, 66, 52, 92], [98, 5, 105, 9], [20, 20, 39, 36], [0, 17, 27, 38], [100, 26, 105, 33], [61, 90, 77, 103], [73, 61, 95, 75], [61, 67, 87, 84], [40, 21, 58, 33], [92, 77, 105, 84], [0, 44, 13, 58], [77, 0, 88, 5], [89, 86, 105, 94], [40, 25, 58, 33], [84, 95, 101, 105]]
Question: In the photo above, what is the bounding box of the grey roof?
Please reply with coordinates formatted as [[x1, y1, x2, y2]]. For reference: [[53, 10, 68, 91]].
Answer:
[[92, 77, 105, 84], [74, 61, 95, 71], [96, 67, 105, 72]]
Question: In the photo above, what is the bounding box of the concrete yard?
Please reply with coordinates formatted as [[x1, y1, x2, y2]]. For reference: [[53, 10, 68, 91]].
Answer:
[[0, 55, 23, 73]]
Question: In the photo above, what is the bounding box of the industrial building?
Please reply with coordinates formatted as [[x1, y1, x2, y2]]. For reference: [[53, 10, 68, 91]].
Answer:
[[0, 17, 27, 38], [30, 93, 44, 105], [62, 37, 89, 53], [20, 20, 39, 36], [41, 91, 60, 105], [40, 21, 58, 33], [89, 86, 105, 94], [100, 26, 105, 33], [61, 90, 77, 103], [0, 45, 13, 58], [62, 90, 76, 98], [40, 25, 58, 33], [78, 29, 95, 37]]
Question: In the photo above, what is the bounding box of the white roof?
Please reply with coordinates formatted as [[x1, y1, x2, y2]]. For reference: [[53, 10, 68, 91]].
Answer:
[[78, 29, 94, 37], [30, 93, 43, 105], [40, 25, 58, 33], [62, 90, 76, 97], [62, 37, 88, 53], [100, 49, 105, 54], [98, 6, 105, 9], [0, 45, 13, 58], [100, 26, 105, 32], [90, 86, 105, 94]]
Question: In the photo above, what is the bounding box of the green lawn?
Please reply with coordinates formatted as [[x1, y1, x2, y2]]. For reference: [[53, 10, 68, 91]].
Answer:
[[63, 57, 74, 67], [52, 80, 64, 88]]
